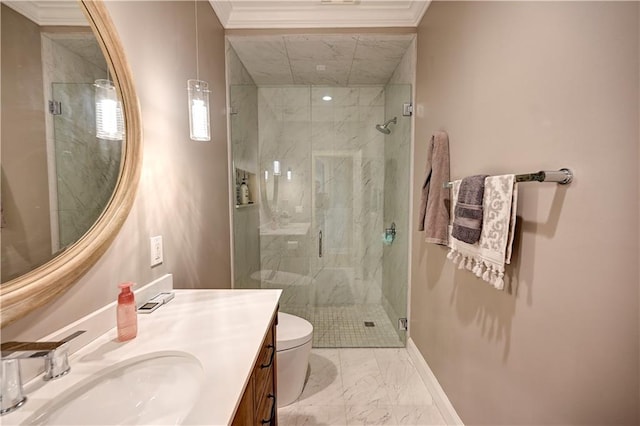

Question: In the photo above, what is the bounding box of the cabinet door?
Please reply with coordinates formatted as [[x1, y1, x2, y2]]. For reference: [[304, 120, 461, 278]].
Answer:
[[231, 312, 278, 426], [255, 317, 277, 425], [257, 390, 276, 425], [254, 325, 275, 403]]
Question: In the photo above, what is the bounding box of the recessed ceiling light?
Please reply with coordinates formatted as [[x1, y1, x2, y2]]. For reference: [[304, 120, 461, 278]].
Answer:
[[322, 95, 332, 101], [316, 64, 326, 72]]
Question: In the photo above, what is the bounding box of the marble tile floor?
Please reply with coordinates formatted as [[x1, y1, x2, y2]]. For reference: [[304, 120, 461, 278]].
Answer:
[[282, 305, 404, 348], [278, 348, 447, 425]]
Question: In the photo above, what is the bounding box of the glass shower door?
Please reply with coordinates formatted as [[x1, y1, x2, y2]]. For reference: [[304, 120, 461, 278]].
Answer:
[[51, 83, 122, 249], [307, 86, 404, 348], [253, 85, 409, 348], [311, 152, 356, 306]]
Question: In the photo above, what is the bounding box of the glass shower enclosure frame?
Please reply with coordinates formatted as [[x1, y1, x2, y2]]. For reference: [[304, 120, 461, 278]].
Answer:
[[229, 74, 411, 348]]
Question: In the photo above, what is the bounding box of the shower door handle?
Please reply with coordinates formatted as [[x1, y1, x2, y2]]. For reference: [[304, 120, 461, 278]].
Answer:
[[318, 230, 323, 258]]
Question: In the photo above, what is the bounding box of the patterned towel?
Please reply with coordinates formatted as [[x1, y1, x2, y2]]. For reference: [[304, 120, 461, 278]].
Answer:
[[447, 175, 518, 290], [452, 175, 488, 244]]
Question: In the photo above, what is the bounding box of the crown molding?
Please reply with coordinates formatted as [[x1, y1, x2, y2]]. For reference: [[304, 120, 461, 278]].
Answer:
[[210, 0, 430, 29], [3, 0, 88, 26]]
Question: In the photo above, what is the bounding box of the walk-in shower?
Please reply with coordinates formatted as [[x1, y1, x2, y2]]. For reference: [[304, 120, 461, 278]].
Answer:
[[227, 33, 414, 348], [376, 117, 397, 134]]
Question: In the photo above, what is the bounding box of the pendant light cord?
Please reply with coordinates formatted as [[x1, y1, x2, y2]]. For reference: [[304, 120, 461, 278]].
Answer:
[[194, 0, 200, 81]]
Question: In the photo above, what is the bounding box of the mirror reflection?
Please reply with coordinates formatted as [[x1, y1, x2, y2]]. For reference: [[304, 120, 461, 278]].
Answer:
[[1, 1, 124, 283]]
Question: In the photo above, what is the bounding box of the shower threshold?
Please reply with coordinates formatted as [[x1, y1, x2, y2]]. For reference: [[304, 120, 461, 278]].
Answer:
[[282, 304, 404, 348]]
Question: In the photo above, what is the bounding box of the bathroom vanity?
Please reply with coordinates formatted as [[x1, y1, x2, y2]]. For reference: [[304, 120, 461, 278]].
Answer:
[[232, 312, 277, 425], [2, 288, 281, 425]]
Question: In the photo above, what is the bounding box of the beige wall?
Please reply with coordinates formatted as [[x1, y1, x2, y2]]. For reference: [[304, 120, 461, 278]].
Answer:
[[1, 5, 53, 282], [4, 1, 230, 340], [411, 2, 639, 424]]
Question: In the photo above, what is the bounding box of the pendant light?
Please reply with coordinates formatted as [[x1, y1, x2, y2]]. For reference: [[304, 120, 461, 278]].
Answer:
[[188, 0, 211, 141], [95, 78, 124, 141]]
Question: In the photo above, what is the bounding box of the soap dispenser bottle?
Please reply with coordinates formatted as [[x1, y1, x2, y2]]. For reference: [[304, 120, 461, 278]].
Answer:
[[117, 282, 137, 341]]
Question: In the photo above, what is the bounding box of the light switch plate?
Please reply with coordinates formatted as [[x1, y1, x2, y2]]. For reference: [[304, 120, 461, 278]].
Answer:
[[150, 235, 163, 267]]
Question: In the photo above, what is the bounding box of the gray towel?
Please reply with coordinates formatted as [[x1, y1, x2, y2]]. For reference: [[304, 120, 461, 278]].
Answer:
[[451, 175, 488, 244], [418, 131, 450, 245]]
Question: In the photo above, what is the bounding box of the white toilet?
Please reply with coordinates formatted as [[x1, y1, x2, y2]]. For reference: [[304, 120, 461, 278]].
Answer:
[[276, 312, 313, 407]]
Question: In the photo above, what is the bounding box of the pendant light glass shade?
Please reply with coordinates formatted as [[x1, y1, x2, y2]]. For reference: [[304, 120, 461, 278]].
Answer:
[[187, 79, 210, 141], [94, 79, 124, 141]]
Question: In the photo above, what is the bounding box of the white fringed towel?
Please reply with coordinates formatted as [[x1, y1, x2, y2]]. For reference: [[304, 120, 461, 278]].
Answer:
[[447, 175, 518, 290]]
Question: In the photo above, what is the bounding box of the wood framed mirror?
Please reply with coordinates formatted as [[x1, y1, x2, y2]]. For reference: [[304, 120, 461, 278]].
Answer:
[[0, 0, 142, 327]]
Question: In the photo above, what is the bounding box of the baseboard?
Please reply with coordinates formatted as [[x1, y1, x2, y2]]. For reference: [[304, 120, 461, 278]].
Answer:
[[407, 337, 464, 426]]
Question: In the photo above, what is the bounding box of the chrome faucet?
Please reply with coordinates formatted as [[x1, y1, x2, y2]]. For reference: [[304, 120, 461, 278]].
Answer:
[[0, 330, 86, 415]]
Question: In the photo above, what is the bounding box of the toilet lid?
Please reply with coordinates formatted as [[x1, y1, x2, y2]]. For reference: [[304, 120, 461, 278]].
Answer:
[[277, 312, 313, 351]]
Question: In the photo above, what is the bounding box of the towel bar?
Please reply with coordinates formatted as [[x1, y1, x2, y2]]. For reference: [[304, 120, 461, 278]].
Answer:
[[443, 168, 573, 188]]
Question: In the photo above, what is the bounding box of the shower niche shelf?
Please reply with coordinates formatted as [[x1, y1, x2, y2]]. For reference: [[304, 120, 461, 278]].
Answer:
[[235, 167, 258, 208]]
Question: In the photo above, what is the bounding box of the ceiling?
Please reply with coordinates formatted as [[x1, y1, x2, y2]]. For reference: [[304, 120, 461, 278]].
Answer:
[[5, 0, 422, 85], [3, 1, 104, 69], [228, 33, 415, 85], [2, 1, 87, 26], [211, 0, 431, 29], [4, 1, 430, 29]]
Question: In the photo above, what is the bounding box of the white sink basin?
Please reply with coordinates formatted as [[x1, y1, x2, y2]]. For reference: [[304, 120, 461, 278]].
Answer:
[[25, 351, 204, 425]]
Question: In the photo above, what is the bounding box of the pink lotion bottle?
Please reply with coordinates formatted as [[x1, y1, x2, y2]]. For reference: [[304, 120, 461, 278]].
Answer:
[[117, 282, 137, 341]]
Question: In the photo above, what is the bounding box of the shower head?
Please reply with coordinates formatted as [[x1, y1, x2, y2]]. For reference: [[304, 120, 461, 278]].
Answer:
[[375, 117, 397, 135]]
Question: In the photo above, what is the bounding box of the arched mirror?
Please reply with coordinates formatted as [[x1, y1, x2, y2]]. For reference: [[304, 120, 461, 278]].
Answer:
[[0, 0, 142, 327]]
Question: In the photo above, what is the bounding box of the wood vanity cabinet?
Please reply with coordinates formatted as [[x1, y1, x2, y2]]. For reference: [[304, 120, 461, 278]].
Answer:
[[232, 311, 278, 426]]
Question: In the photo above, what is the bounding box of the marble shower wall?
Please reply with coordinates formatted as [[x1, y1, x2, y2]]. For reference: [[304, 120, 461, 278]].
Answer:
[[257, 86, 386, 309], [228, 44, 261, 290], [382, 39, 415, 343], [258, 86, 313, 305], [41, 33, 120, 250]]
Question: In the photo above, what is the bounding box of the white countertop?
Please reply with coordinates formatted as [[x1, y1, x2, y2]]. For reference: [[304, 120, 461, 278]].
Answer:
[[3, 289, 282, 426]]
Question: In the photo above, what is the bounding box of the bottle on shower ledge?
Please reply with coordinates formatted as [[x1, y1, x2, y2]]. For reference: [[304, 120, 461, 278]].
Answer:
[[117, 282, 137, 341], [280, 210, 291, 226], [236, 180, 242, 205], [240, 175, 250, 205]]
